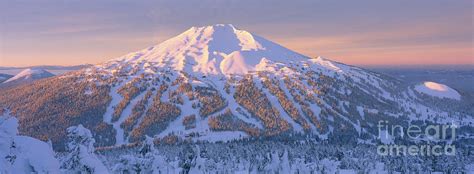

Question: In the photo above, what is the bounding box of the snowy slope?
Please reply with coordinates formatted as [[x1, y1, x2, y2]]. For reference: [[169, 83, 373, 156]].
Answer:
[[414, 81, 461, 100], [3, 68, 54, 84]]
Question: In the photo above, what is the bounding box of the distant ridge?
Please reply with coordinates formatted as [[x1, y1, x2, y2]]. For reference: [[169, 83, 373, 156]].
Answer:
[[0, 64, 92, 71]]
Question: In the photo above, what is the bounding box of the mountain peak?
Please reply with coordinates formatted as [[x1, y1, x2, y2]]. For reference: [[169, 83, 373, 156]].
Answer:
[[200, 24, 237, 30], [180, 23, 264, 53], [108, 24, 308, 75], [185, 24, 237, 34]]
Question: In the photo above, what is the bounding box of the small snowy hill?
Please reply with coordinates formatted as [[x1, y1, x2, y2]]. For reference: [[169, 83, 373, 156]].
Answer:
[[415, 81, 461, 100], [2, 68, 54, 84]]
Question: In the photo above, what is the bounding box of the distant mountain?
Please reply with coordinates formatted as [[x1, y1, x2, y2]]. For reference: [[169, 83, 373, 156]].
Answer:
[[0, 74, 13, 83], [0, 64, 92, 77], [0, 64, 92, 71], [0, 24, 472, 151], [1, 69, 55, 87]]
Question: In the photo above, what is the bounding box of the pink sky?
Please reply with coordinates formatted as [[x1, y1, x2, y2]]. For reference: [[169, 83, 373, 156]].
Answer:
[[0, 0, 472, 67]]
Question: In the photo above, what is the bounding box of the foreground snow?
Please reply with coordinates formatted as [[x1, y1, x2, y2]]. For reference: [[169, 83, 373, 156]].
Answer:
[[0, 111, 60, 173], [415, 81, 461, 100], [1, 114, 472, 173]]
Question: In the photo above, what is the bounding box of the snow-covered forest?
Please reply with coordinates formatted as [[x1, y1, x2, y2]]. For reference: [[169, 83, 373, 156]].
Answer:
[[2, 112, 472, 173]]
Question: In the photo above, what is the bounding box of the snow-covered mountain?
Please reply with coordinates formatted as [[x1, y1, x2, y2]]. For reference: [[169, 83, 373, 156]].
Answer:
[[0, 64, 92, 71], [0, 24, 472, 150], [106, 24, 306, 76], [0, 64, 92, 77], [2, 68, 54, 85]]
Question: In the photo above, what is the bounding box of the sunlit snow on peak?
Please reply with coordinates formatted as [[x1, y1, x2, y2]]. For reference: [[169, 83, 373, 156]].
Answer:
[[106, 24, 310, 76]]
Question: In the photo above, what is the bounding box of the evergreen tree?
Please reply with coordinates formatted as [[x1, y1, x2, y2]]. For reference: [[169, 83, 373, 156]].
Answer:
[[114, 136, 156, 174], [61, 124, 108, 174]]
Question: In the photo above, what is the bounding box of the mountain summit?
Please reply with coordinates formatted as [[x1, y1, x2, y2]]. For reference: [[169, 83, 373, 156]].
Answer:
[[108, 24, 308, 75]]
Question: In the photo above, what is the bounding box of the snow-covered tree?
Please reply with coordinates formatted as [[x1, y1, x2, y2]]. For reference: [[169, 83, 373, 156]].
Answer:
[[189, 146, 208, 174], [61, 124, 108, 173], [114, 136, 184, 173], [114, 136, 156, 174], [139, 136, 156, 157], [0, 110, 60, 173], [114, 154, 148, 174]]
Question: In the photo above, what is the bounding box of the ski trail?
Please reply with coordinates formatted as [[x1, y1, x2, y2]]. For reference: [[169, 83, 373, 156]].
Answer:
[[103, 79, 133, 145], [113, 90, 147, 145]]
